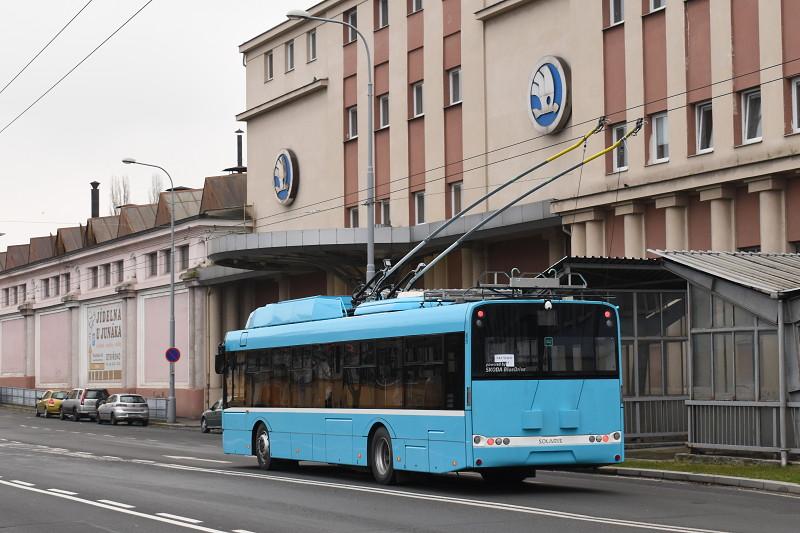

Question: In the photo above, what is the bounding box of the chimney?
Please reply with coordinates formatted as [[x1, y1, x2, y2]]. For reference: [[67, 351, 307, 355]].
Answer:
[[90, 181, 100, 218], [236, 129, 244, 168]]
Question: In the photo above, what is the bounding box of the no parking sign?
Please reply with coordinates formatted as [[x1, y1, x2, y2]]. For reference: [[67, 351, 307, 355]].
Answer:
[[165, 347, 181, 363]]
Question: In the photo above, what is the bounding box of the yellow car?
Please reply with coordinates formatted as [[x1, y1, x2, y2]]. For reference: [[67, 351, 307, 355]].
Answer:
[[35, 390, 69, 418]]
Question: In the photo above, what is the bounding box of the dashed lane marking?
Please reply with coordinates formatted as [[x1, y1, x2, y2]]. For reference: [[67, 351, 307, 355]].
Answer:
[[0, 481, 230, 533], [9, 480, 34, 486], [232, 530, 256, 533], [48, 489, 78, 495], [156, 513, 203, 524], [163, 456, 232, 464], [98, 499, 136, 509], [131, 459, 156, 464]]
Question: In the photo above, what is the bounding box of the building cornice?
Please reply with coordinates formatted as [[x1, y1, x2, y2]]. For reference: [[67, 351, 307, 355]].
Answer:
[[236, 78, 329, 122], [475, 0, 537, 22]]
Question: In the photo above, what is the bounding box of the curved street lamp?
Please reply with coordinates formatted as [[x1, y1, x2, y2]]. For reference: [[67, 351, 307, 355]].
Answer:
[[122, 157, 177, 424], [287, 9, 375, 283]]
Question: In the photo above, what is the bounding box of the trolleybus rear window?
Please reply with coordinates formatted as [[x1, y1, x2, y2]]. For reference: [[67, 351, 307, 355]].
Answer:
[[471, 303, 618, 379]]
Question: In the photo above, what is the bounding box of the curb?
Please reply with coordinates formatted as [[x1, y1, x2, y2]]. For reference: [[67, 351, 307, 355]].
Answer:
[[148, 420, 201, 432], [599, 466, 800, 495]]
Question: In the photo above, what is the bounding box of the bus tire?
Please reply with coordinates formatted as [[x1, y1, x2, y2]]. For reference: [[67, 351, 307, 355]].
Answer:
[[254, 424, 273, 471], [480, 467, 534, 484], [369, 426, 397, 485]]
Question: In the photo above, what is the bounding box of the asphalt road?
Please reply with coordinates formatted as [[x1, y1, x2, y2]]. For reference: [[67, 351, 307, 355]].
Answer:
[[0, 406, 797, 533]]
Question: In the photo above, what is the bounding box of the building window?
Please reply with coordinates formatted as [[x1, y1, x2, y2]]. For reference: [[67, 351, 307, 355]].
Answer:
[[412, 81, 424, 117], [410, 0, 423, 14], [307, 30, 317, 62], [612, 123, 628, 171], [347, 106, 358, 139], [1, 288, 7, 307], [147, 252, 157, 277], [10, 286, 18, 305], [345, 8, 358, 44], [264, 51, 273, 81], [42, 279, 50, 298], [414, 191, 425, 224], [741, 88, 762, 143], [89, 267, 99, 289], [62, 273, 70, 293], [348, 206, 360, 228], [650, 112, 669, 163], [792, 77, 800, 133], [162, 249, 172, 274], [102, 263, 111, 286], [115, 260, 124, 283], [380, 201, 391, 226], [179, 245, 190, 271], [285, 40, 295, 72], [696, 101, 713, 153], [378, 94, 389, 128], [450, 182, 462, 217], [377, 0, 389, 29], [52, 276, 60, 296], [650, 0, 665, 12], [448, 68, 462, 105], [610, 0, 624, 24]]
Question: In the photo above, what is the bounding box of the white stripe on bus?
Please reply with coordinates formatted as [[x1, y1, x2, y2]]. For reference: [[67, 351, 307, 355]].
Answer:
[[225, 408, 465, 417]]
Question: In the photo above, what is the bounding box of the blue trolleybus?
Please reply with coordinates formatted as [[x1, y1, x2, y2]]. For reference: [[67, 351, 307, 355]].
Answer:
[[218, 294, 623, 484]]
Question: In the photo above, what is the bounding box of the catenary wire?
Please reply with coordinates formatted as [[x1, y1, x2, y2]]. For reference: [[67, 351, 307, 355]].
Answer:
[[0, 0, 95, 97]]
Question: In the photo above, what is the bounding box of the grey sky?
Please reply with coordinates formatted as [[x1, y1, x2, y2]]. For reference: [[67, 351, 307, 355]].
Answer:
[[0, 0, 305, 248]]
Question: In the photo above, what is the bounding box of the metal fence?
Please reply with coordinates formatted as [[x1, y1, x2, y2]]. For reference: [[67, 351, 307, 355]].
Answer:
[[0, 387, 168, 420], [688, 401, 800, 454], [624, 396, 688, 440]]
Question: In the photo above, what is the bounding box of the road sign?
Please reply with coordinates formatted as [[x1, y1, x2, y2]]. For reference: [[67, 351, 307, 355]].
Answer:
[[165, 347, 181, 363]]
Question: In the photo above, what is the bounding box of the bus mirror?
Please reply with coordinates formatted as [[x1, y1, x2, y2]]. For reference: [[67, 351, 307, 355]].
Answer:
[[214, 343, 227, 374]]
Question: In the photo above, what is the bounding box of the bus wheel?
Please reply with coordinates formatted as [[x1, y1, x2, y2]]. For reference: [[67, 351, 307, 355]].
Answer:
[[369, 426, 397, 485], [255, 424, 272, 470], [480, 468, 534, 485]]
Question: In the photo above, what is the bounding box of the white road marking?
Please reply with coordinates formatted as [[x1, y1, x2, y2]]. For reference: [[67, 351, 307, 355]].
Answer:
[[10, 480, 34, 486], [55, 429, 65, 432], [0, 481, 228, 533], [86, 432, 96, 436], [232, 530, 256, 533], [102, 456, 121, 460], [163, 455, 232, 464], [156, 513, 203, 524], [98, 499, 135, 509], [156, 463, 732, 533], [131, 459, 156, 464], [48, 488, 78, 495], [103, 434, 114, 438]]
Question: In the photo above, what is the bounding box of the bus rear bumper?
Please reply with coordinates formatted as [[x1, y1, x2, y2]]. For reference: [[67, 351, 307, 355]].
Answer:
[[470, 434, 624, 468]]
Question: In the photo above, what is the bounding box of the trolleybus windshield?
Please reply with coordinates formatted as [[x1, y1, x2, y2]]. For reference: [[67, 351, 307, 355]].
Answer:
[[471, 303, 618, 379]]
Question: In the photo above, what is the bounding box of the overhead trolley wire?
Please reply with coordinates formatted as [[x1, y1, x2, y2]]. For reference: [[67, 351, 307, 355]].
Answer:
[[0, 0, 94, 98], [0, 0, 154, 137]]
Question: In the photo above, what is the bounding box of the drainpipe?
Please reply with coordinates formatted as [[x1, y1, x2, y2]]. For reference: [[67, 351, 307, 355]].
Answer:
[[777, 298, 787, 467]]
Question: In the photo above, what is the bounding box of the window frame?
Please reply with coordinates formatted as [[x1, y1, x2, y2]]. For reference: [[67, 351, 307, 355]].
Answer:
[[264, 50, 274, 82], [378, 94, 390, 129], [348, 206, 360, 228], [147, 252, 158, 278], [611, 123, 628, 172], [650, 0, 665, 12], [610, 0, 624, 25], [346, 105, 358, 139], [115, 260, 124, 283], [410, 0, 423, 14], [411, 81, 424, 118], [42, 278, 50, 299], [377, 0, 389, 29], [102, 263, 111, 287], [345, 9, 358, 44], [62, 273, 70, 293], [307, 29, 317, 63], [90, 266, 99, 289], [450, 182, 462, 217], [381, 200, 391, 226], [414, 191, 425, 225], [448, 67, 462, 105], [285, 40, 295, 72], [741, 88, 762, 144], [179, 244, 190, 271], [695, 100, 714, 154], [162, 249, 172, 275], [650, 112, 670, 164], [792, 77, 800, 134]]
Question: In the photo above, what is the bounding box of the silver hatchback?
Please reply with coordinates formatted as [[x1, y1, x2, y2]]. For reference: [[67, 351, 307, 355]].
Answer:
[[96, 394, 149, 426]]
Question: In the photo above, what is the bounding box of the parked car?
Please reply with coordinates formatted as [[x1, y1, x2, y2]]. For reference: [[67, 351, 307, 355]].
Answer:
[[59, 388, 109, 421], [35, 390, 69, 418], [96, 394, 149, 426], [200, 399, 223, 433]]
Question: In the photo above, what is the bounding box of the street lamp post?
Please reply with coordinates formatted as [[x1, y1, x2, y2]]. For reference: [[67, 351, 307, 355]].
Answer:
[[122, 157, 177, 423], [287, 9, 375, 283]]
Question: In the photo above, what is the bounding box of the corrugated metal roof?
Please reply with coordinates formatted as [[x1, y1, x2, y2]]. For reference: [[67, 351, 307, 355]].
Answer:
[[56, 226, 85, 253], [87, 216, 120, 244], [5, 244, 30, 269], [200, 174, 246, 215], [29, 236, 55, 262], [651, 250, 800, 296], [0, 252, 6, 270], [118, 204, 157, 237], [155, 189, 202, 226]]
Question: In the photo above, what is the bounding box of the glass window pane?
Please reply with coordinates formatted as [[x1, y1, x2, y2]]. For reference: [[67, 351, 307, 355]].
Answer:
[[637, 341, 663, 396], [664, 341, 686, 395], [734, 332, 755, 400], [758, 331, 779, 401], [713, 333, 734, 399], [699, 103, 713, 150], [745, 92, 762, 140], [692, 334, 712, 399], [637, 293, 661, 337], [690, 285, 711, 329], [622, 341, 635, 396], [662, 293, 686, 337], [712, 295, 734, 328], [616, 293, 634, 338]]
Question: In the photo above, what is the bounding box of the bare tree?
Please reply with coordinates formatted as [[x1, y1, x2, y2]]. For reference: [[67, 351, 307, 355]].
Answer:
[[109, 175, 131, 214], [149, 173, 164, 204]]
